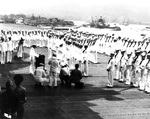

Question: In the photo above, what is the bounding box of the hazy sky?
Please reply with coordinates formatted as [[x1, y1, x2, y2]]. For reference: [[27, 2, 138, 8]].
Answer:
[[1, 0, 150, 23]]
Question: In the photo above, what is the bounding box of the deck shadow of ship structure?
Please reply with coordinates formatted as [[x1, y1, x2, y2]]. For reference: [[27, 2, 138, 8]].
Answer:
[[24, 76, 124, 119], [1, 73, 125, 119]]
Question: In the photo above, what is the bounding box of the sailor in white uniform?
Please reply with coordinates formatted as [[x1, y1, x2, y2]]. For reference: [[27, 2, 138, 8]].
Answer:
[[120, 50, 127, 82], [17, 37, 24, 59], [133, 50, 142, 87], [145, 53, 150, 93], [106, 53, 115, 87], [6, 37, 13, 63], [139, 51, 148, 91], [29, 45, 39, 74], [114, 50, 122, 81], [125, 50, 134, 85], [0, 37, 7, 64]]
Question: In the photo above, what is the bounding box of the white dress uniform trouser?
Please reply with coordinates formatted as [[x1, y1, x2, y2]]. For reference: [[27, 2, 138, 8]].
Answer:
[[145, 69, 150, 92], [49, 71, 58, 87], [29, 57, 36, 74], [34, 76, 49, 85]]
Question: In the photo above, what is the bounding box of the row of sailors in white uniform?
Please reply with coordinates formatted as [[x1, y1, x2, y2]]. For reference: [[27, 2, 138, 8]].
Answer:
[[0, 37, 16, 64], [63, 31, 102, 63], [25, 31, 90, 76], [0, 29, 64, 64], [107, 49, 150, 93], [98, 34, 150, 56], [0, 28, 102, 64], [0, 30, 46, 63], [1, 30, 50, 48]]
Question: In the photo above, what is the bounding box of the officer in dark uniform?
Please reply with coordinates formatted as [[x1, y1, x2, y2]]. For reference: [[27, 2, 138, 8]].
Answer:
[[0, 81, 19, 119], [13, 74, 27, 119]]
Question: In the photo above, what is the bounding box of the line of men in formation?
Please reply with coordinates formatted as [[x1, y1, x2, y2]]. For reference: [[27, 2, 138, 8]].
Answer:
[[0, 28, 149, 65], [106, 33, 150, 94], [0, 28, 103, 89], [2, 28, 150, 92], [98, 33, 150, 56], [0, 29, 50, 64], [0, 29, 101, 75], [28, 29, 103, 75]]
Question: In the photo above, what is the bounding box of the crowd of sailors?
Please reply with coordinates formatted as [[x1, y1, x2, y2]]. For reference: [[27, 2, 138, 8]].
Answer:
[[105, 33, 150, 94], [0, 28, 150, 92]]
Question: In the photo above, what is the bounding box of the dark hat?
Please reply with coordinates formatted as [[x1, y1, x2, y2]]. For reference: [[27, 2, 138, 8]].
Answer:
[[115, 50, 120, 53], [121, 51, 126, 55], [118, 36, 121, 39], [8, 37, 11, 41], [110, 53, 115, 57], [32, 45, 36, 48], [127, 53, 132, 58], [135, 51, 141, 56]]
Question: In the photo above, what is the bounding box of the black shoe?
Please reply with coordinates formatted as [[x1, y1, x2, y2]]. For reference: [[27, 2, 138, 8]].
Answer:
[[145, 91, 150, 94], [114, 78, 117, 81], [130, 85, 136, 88], [118, 80, 125, 83], [35, 83, 42, 87], [65, 82, 68, 85], [68, 85, 71, 88], [48, 85, 52, 88], [35, 83, 38, 87], [54, 86, 58, 88], [106, 84, 113, 88], [61, 83, 64, 86]]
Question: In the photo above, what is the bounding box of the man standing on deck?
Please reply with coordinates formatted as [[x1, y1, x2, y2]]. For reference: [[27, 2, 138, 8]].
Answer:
[[0, 37, 7, 64], [6, 37, 13, 63], [48, 51, 60, 87], [29, 45, 39, 74], [106, 53, 115, 87]]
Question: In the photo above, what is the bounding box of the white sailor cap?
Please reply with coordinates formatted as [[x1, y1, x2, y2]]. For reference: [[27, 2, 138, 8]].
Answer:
[[141, 51, 147, 56], [60, 61, 67, 67], [126, 49, 132, 54], [39, 63, 44, 66]]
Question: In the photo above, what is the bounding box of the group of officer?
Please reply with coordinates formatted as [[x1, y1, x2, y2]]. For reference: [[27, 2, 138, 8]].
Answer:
[[105, 33, 150, 93]]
